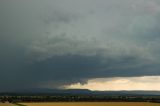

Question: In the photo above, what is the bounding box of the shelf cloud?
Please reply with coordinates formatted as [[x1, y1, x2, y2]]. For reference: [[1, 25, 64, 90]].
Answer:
[[0, 0, 160, 91]]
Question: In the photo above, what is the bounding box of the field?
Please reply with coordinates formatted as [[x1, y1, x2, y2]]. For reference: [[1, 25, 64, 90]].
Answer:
[[19, 102, 160, 106], [0, 103, 15, 106], [0, 102, 160, 106]]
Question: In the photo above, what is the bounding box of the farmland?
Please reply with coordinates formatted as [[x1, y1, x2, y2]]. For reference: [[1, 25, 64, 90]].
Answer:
[[0, 103, 15, 106], [19, 102, 160, 106], [1, 102, 160, 106], [1, 90, 160, 106]]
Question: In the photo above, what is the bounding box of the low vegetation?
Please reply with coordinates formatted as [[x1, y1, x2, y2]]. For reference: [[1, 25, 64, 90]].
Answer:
[[1, 95, 160, 103]]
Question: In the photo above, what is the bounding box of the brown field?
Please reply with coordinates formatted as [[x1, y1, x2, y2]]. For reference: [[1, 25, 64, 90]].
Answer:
[[0, 103, 16, 106], [19, 102, 160, 106]]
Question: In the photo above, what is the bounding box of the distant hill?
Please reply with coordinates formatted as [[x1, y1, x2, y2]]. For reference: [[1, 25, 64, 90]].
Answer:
[[1, 88, 160, 96]]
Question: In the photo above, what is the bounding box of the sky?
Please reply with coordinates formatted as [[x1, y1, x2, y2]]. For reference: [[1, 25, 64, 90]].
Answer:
[[0, 0, 160, 92]]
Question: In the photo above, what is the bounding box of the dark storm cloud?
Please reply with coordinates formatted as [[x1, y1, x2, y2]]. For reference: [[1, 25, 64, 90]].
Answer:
[[0, 0, 160, 91]]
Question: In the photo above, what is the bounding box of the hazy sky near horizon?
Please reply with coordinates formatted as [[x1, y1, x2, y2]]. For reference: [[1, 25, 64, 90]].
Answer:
[[1, 0, 160, 91]]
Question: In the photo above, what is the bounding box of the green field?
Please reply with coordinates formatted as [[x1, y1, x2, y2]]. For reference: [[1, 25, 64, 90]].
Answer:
[[18, 102, 160, 106]]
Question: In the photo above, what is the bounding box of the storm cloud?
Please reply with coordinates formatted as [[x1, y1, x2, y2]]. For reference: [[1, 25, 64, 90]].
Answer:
[[0, 0, 160, 91]]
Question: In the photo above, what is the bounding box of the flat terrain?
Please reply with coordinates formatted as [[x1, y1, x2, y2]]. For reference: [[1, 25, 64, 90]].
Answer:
[[0, 103, 16, 106], [20, 102, 160, 106]]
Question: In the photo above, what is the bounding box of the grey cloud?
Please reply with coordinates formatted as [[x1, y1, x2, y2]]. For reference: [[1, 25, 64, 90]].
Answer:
[[0, 0, 160, 91]]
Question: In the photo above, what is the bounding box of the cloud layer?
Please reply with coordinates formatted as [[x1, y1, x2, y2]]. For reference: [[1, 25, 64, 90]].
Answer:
[[0, 0, 160, 91]]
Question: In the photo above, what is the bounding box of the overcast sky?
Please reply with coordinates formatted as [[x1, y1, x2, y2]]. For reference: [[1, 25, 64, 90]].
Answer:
[[0, 0, 160, 91]]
